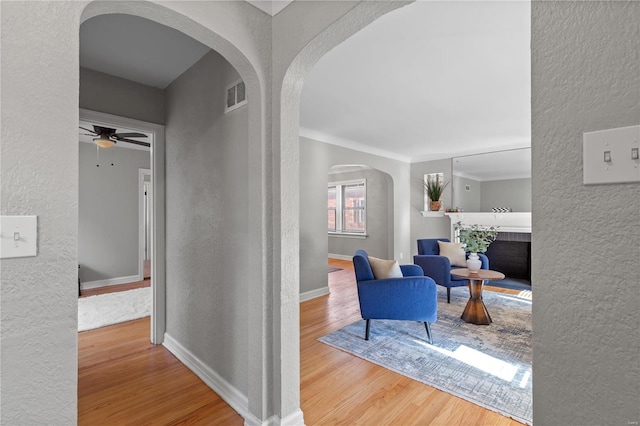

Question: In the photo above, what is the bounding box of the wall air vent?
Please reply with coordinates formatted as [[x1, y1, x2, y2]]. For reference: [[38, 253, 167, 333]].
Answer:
[[225, 79, 247, 113]]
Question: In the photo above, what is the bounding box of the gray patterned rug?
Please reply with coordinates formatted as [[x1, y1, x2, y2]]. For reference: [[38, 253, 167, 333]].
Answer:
[[318, 287, 532, 424]]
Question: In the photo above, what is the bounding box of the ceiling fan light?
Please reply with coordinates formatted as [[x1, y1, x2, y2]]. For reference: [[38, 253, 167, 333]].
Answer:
[[94, 136, 115, 148]]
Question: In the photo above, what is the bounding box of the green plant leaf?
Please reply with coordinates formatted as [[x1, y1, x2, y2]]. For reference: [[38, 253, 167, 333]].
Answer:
[[453, 222, 499, 253]]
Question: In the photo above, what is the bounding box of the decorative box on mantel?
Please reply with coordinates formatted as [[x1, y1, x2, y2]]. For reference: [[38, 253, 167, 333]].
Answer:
[[444, 212, 532, 240]]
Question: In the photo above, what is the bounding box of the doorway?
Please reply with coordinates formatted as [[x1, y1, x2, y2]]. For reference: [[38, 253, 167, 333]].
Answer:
[[79, 108, 165, 343], [139, 168, 151, 282]]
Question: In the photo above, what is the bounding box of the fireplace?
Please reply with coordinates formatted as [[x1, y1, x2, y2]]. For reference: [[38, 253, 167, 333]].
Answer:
[[485, 232, 531, 280], [444, 212, 532, 284]]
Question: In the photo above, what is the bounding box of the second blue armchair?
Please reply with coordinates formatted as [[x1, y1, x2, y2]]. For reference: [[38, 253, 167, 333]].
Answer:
[[413, 238, 489, 303]]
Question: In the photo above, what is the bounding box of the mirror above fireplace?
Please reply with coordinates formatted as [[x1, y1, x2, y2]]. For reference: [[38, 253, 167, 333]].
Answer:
[[452, 148, 531, 213]]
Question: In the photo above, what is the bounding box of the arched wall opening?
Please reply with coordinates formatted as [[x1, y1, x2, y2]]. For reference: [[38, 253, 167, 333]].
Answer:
[[78, 1, 269, 423], [275, 1, 411, 420], [327, 165, 394, 260]]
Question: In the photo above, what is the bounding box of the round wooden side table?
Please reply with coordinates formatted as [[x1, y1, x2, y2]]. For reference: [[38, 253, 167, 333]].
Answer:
[[450, 268, 505, 325]]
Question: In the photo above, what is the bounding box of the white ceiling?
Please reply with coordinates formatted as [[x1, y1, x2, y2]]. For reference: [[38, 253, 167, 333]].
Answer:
[[300, 1, 531, 163], [79, 1, 531, 173], [80, 14, 210, 89]]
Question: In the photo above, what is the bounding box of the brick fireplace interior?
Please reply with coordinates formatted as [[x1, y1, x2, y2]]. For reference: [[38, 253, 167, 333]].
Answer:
[[484, 232, 531, 283]]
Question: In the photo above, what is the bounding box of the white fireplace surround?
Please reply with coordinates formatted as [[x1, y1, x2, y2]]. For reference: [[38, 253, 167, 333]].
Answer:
[[444, 212, 532, 241]]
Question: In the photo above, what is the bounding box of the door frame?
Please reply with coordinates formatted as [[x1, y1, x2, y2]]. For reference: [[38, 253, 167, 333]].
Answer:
[[138, 168, 151, 281], [80, 108, 166, 344]]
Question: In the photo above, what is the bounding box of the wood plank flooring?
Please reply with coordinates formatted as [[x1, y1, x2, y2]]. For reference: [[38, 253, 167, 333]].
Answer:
[[78, 258, 525, 425], [300, 259, 524, 425], [78, 317, 244, 425]]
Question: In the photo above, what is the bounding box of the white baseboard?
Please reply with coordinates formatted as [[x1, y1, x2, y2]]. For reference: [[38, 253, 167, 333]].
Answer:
[[280, 409, 305, 425], [299, 286, 330, 303], [80, 274, 141, 290], [163, 333, 307, 426], [163, 333, 250, 420], [244, 410, 305, 426], [328, 253, 352, 261]]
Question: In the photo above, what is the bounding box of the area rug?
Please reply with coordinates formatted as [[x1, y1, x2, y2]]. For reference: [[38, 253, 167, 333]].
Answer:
[[318, 288, 532, 424], [78, 287, 151, 332], [328, 267, 343, 273]]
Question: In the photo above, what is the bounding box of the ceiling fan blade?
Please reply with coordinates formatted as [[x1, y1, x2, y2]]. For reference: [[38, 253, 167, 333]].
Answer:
[[79, 133, 96, 136], [115, 137, 151, 147], [113, 132, 147, 138], [94, 125, 116, 135], [79, 126, 97, 135]]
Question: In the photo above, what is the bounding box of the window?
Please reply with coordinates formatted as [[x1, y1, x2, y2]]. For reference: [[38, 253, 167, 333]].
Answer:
[[328, 179, 366, 234]]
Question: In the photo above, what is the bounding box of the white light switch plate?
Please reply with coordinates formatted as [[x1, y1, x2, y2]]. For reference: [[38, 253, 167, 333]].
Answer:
[[583, 125, 640, 185], [0, 216, 38, 259]]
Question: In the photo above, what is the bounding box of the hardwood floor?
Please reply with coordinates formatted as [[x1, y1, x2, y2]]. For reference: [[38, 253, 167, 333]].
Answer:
[[78, 258, 525, 425], [300, 259, 524, 425], [78, 318, 244, 425]]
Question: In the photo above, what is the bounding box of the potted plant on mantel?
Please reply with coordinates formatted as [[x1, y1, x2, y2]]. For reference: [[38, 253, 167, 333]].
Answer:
[[454, 221, 499, 272], [424, 174, 449, 211]]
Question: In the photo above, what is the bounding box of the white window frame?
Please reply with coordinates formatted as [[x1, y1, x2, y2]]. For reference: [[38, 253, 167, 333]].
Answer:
[[328, 178, 367, 236]]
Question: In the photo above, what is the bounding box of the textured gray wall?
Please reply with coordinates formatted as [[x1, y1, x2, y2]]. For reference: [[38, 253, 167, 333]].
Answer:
[[0, 2, 81, 423], [78, 143, 150, 282], [532, 2, 639, 424], [165, 51, 249, 394], [299, 136, 410, 294], [1, 0, 275, 423], [480, 178, 531, 212], [80, 67, 165, 125], [327, 169, 393, 259], [410, 159, 452, 252]]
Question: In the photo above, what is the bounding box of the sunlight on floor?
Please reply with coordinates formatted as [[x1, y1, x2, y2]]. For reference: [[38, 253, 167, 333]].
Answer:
[[415, 340, 519, 382], [517, 290, 532, 300]]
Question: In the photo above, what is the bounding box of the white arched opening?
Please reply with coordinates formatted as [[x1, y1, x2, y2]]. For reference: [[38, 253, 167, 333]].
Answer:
[[78, 2, 268, 423], [274, 1, 412, 422]]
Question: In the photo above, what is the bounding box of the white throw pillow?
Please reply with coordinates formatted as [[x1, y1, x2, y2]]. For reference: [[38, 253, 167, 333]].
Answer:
[[437, 241, 467, 267], [368, 256, 403, 279]]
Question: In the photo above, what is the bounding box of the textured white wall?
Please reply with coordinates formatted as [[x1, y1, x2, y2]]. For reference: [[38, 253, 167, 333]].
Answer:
[[79, 143, 150, 282], [164, 50, 250, 394], [0, 2, 84, 423], [532, 2, 640, 424]]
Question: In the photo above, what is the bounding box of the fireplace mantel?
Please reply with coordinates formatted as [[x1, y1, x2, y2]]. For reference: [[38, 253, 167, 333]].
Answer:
[[444, 212, 531, 240]]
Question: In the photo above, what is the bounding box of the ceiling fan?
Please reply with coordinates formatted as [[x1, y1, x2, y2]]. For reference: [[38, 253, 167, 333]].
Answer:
[[80, 125, 150, 148]]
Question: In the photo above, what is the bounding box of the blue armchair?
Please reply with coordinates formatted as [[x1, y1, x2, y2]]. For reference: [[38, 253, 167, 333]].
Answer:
[[353, 250, 437, 344], [413, 238, 489, 303]]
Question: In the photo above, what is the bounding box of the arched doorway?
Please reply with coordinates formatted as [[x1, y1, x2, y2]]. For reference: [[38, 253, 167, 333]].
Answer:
[[275, 2, 410, 421], [78, 1, 268, 423]]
